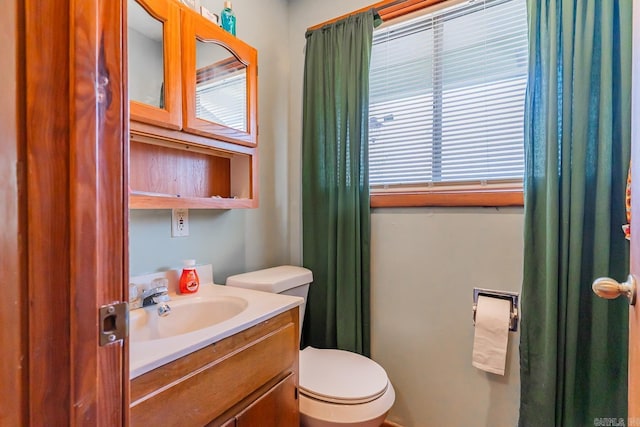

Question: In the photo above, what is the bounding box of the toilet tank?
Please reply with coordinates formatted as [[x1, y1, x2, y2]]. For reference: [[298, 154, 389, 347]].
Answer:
[[226, 266, 313, 334]]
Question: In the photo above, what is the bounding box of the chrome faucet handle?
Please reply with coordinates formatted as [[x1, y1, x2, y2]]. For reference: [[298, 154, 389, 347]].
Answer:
[[129, 283, 142, 309], [141, 285, 169, 300], [142, 285, 170, 307], [152, 293, 171, 304]]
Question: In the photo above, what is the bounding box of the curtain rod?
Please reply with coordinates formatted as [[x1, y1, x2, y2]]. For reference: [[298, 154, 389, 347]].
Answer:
[[306, 0, 446, 32]]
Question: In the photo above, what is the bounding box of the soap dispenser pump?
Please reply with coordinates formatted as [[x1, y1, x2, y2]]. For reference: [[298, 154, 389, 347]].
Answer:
[[220, 1, 236, 36]]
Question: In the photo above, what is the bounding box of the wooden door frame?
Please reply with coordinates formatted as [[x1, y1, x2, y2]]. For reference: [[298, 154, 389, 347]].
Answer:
[[0, 0, 27, 425], [67, 1, 129, 424], [1, 0, 128, 425]]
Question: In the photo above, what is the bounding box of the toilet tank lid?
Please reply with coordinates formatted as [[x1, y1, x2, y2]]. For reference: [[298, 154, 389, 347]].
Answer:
[[226, 265, 313, 293]]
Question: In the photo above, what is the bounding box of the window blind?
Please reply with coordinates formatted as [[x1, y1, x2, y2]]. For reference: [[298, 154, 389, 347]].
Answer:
[[369, 0, 528, 187], [195, 73, 247, 131]]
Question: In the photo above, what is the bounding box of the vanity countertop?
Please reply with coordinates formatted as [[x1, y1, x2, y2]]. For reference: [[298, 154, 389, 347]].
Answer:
[[129, 283, 303, 378]]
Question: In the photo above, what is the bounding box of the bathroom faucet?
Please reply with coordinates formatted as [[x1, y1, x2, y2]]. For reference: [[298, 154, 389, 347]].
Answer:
[[141, 285, 172, 316], [142, 285, 169, 306]]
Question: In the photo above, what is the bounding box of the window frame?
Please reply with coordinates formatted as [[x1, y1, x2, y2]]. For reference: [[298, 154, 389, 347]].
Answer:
[[308, 0, 526, 208], [370, 184, 524, 207]]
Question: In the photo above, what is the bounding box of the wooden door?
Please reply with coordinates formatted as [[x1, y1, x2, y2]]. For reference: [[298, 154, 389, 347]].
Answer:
[[0, 0, 128, 425], [630, 1, 640, 420]]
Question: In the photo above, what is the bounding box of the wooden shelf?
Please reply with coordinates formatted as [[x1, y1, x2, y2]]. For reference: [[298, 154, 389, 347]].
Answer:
[[129, 129, 257, 209], [130, 193, 255, 209]]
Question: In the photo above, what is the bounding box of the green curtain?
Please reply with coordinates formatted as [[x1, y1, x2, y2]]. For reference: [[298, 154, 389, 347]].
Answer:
[[301, 10, 379, 356], [520, 1, 631, 426]]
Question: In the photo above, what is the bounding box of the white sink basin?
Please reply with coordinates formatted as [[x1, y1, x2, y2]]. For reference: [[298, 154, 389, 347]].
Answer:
[[130, 295, 248, 341], [129, 283, 303, 379]]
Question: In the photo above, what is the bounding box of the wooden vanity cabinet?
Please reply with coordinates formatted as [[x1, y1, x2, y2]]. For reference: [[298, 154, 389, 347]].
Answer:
[[127, 0, 258, 209], [216, 372, 298, 427], [130, 308, 299, 427]]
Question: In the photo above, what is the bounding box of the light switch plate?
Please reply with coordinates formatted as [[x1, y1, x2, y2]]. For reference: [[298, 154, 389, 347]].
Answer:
[[171, 208, 189, 237]]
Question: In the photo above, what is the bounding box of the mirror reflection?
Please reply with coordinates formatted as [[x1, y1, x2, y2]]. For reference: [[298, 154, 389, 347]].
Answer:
[[128, 0, 165, 108], [195, 40, 248, 132]]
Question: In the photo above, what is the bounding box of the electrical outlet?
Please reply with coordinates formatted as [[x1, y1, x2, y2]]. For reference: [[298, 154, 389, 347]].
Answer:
[[171, 208, 189, 237]]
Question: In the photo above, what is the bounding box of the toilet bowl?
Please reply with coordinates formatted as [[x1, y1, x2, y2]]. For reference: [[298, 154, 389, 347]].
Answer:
[[299, 346, 395, 427], [226, 266, 395, 427]]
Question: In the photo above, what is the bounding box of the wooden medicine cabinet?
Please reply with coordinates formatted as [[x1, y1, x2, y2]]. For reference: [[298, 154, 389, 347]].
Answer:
[[127, 0, 258, 209]]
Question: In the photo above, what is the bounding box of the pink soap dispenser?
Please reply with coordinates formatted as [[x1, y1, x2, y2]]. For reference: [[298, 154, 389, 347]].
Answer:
[[179, 259, 200, 294]]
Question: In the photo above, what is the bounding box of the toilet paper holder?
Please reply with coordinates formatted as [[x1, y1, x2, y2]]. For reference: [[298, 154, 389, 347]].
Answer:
[[473, 288, 519, 332]]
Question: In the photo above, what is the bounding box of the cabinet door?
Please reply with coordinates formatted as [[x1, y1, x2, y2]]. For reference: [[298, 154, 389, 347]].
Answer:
[[235, 374, 299, 427], [181, 11, 258, 147], [128, 0, 182, 129]]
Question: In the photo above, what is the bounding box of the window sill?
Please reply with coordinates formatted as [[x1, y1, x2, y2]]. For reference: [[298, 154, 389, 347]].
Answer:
[[370, 188, 524, 208]]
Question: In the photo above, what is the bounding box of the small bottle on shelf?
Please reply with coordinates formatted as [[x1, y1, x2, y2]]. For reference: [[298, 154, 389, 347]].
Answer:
[[179, 259, 200, 294], [220, 1, 236, 36]]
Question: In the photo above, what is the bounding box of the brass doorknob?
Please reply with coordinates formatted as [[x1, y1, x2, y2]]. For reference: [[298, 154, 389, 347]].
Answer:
[[592, 275, 636, 305]]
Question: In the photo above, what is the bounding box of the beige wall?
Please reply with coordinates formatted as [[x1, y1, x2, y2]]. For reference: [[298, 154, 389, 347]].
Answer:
[[370, 207, 523, 426], [287, 1, 524, 425]]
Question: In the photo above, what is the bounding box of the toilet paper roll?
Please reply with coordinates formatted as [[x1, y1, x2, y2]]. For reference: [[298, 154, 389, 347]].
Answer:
[[472, 295, 511, 375]]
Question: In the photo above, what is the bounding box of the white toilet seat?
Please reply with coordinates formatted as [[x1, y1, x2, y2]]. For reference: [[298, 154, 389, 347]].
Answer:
[[299, 383, 396, 425], [300, 347, 389, 404], [299, 347, 395, 426]]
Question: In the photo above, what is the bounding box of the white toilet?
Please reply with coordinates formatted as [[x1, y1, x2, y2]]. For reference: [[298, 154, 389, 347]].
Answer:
[[226, 265, 395, 427]]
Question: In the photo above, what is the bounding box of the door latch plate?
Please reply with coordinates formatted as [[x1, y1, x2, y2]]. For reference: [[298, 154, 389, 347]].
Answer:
[[99, 302, 128, 346]]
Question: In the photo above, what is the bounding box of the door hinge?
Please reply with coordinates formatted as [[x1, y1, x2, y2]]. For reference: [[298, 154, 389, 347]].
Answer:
[[99, 301, 128, 346]]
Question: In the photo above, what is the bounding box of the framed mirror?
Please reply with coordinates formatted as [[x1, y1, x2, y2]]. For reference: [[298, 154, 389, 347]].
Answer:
[[181, 12, 257, 147], [128, 0, 165, 108], [127, 0, 182, 129], [195, 41, 248, 133]]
